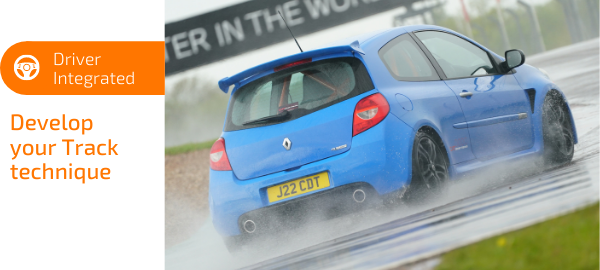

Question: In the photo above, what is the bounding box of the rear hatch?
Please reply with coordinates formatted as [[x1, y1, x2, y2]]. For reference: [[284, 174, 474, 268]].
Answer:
[[223, 57, 374, 180]]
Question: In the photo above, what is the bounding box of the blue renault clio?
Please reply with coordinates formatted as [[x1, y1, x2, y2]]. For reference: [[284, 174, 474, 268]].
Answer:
[[209, 25, 576, 250]]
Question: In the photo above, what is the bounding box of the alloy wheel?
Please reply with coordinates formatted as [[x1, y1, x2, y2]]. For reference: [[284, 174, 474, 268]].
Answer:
[[415, 136, 449, 190], [542, 93, 575, 166]]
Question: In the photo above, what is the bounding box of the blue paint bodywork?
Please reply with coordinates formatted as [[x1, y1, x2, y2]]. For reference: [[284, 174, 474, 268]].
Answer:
[[209, 25, 577, 237]]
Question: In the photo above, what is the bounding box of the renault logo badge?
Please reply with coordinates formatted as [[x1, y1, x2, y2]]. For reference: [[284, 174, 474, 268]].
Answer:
[[282, 138, 292, 150]]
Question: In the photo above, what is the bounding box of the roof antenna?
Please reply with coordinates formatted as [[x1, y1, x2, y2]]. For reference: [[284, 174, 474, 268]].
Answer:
[[278, 10, 303, 53]]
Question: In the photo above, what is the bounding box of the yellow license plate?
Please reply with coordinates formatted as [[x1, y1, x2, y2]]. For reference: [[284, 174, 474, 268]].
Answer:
[[267, 172, 330, 203]]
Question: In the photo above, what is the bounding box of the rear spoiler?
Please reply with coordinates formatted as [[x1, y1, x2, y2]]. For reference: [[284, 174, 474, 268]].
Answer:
[[218, 41, 365, 93]]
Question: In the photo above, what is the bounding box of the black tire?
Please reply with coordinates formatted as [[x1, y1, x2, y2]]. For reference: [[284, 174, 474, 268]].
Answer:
[[542, 91, 575, 168], [405, 130, 450, 204]]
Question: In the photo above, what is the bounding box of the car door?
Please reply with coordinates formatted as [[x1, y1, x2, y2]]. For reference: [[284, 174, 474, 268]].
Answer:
[[376, 33, 476, 165], [413, 31, 534, 160]]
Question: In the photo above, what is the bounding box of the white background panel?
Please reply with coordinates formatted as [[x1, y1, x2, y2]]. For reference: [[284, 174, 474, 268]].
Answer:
[[0, 1, 164, 269]]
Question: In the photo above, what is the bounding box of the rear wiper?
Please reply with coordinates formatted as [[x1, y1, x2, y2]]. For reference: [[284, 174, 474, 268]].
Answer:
[[242, 110, 291, 126]]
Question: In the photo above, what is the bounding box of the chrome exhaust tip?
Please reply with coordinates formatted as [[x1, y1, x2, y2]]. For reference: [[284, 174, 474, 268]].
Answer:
[[353, 189, 366, 203], [243, 220, 256, 234]]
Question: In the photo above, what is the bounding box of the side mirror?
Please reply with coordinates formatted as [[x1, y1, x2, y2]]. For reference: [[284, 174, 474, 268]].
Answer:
[[504, 49, 525, 71]]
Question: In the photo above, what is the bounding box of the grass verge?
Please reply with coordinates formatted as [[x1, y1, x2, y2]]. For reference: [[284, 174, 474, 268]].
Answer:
[[165, 139, 216, 155], [436, 203, 599, 270]]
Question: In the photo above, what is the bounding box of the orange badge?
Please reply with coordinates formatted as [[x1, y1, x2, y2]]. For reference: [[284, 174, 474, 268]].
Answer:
[[1, 42, 164, 95]]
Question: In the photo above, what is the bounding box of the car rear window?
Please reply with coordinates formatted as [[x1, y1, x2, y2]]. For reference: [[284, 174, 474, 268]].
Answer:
[[224, 57, 374, 131]]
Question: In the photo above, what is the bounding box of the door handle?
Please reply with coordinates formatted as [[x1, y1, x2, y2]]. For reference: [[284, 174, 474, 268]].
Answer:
[[459, 92, 473, 98]]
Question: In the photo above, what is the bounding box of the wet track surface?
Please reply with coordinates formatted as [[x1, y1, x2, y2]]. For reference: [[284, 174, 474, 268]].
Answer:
[[165, 39, 599, 270]]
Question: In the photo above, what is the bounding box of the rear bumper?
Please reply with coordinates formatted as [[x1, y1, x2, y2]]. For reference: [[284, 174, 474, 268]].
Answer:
[[209, 114, 414, 236], [237, 182, 378, 235]]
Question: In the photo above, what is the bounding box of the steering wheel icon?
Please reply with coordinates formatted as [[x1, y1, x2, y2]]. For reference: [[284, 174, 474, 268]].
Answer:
[[14, 55, 40, 80]]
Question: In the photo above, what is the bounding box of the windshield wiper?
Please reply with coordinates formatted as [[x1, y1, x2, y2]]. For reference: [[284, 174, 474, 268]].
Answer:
[[242, 110, 291, 126]]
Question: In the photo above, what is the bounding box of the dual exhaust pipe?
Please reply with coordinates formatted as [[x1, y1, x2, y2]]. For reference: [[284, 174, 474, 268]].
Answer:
[[243, 219, 256, 234], [352, 189, 366, 203], [242, 188, 367, 234]]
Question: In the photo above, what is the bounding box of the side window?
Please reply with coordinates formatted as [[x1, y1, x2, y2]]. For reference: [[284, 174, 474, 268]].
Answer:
[[415, 31, 498, 79], [378, 34, 439, 81]]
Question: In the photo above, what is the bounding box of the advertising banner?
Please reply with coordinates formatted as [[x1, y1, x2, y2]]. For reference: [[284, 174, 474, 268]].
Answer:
[[165, 0, 414, 75]]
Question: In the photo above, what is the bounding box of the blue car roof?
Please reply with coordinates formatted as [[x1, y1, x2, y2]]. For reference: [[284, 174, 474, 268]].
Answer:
[[217, 42, 366, 93], [217, 25, 490, 93], [217, 28, 402, 93]]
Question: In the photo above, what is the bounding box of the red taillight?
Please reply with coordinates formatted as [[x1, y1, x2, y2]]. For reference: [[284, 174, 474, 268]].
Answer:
[[352, 93, 390, 136], [274, 58, 312, 72], [210, 138, 232, 171]]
